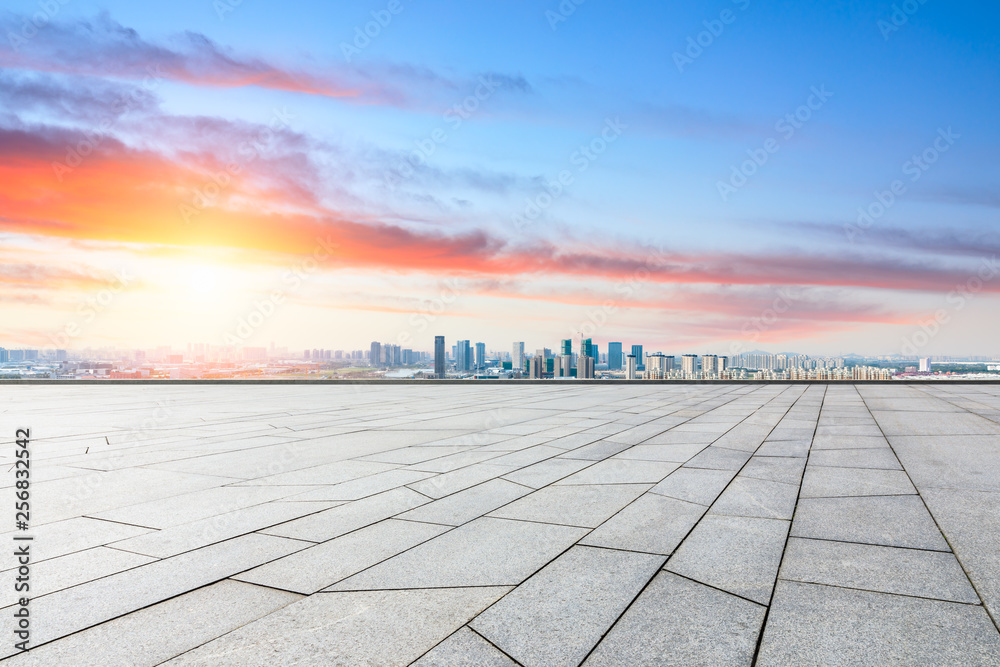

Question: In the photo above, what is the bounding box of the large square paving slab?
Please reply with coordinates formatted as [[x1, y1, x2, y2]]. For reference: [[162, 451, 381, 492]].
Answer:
[[4, 383, 1000, 664]]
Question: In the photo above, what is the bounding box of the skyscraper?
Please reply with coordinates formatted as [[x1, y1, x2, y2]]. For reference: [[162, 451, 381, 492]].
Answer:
[[682, 354, 698, 376], [608, 342, 623, 370], [702, 354, 720, 376], [631, 344, 644, 371], [529, 354, 543, 379], [456, 340, 472, 372], [369, 341, 381, 367], [434, 336, 445, 377], [646, 354, 669, 379], [560, 339, 572, 356], [559, 354, 572, 378], [513, 342, 525, 373], [475, 342, 486, 370], [626, 354, 638, 380]]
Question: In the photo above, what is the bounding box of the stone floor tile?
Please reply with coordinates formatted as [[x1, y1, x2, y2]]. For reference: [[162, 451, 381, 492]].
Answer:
[[7, 534, 307, 647], [287, 469, 437, 501], [558, 440, 634, 461], [791, 495, 949, 551], [471, 546, 664, 667], [807, 447, 902, 470], [710, 425, 774, 452], [553, 459, 679, 485], [610, 442, 706, 463], [740, 456, 807, 485], [110, 501, 334, 558], [756, 439, 812, 457], [234, 459, 398, 487], [602, 424, 672, 445], [814, 423, 885, 437], [488, 484, 650, 528], [262, 487, 429, 542], [649, 467, 737, 506], [811, 434, 889, 450], [407, 463, 519, 499], [709, 477, 799, 520], [412, 628, 517, 666], [642, 430, 719, 445], [406, 449, 506, 472], [91, 484, 319, 528], [871, 410, 1000, 436], [758, 580, 1000, 666], [1, 547, 154, 608], [539, 432, 606, 450], [667, 514, 789, 604], [487, 445, 564, 468], [684, 446, 752, 471], [235, 519, 449, 593], [329, 517, 587, 590], [1, 581, 301, 667], [500, 458, 594, 488], [583, 572, 765, 666], [32, 468, 233, 525], [779, 537, 979, 603], [889, 435, 1000, 492], [162, 587, 512, 666], [356, 445, 475, 465], [922, 488, 1000, 620], [580, 493, 705, 555], [0, 517, 151, 566], [397, 479, 532, 526], [799, 466, 916, 498]]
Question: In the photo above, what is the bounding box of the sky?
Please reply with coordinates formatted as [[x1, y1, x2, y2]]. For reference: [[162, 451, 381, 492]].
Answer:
[[1, 0, 998, 357]]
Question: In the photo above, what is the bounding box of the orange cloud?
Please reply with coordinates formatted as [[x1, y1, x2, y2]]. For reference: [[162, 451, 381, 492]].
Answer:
[[2, 125, 997, 300]]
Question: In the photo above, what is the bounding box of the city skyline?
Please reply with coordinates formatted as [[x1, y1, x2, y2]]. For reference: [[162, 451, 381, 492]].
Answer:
[[3, 334, 1000, 361], [2, 2, 999, 356]]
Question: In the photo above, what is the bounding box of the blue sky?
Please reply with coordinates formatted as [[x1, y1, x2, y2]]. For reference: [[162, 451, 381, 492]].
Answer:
[[1, 0, 998, 355]]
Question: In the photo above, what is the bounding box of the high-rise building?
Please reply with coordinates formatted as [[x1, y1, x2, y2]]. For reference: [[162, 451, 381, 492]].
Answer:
[[579, 355, 595, 379], [529, 354, 543, 379], [512, 342, 525, 373], [369, 342, 382, 367], [559, 354, 572, 378], [919, 358, 931, 372], [646, 354, 670, 379], [456, 340, 472, 372], [580, 338, 593, 359], [560, 339, 572, 356], [608, 342, 623, 370], [475, 342, 486, 370], [626, 354, 638, 380], [631, 345, 644, 371], [702, 354, 720, 376], [0, 348, 8, 363], [681, 354, 698, 376], [434, 336, 445, 377]]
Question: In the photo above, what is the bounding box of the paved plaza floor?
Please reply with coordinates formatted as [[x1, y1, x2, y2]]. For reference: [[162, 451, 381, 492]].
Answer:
[[2, 383, 1000, 665]]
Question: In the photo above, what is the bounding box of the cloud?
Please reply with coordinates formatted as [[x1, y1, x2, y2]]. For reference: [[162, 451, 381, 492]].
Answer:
[[2, 120, 996, 298], [0, 70, 160, 122], [0, 261, 111, 292], [788, 221, 1000, 259], [0, 12, 532, 110]]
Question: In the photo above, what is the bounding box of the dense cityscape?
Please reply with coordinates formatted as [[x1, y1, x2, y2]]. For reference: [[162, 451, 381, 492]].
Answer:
[[2, 339, 998, 381]]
